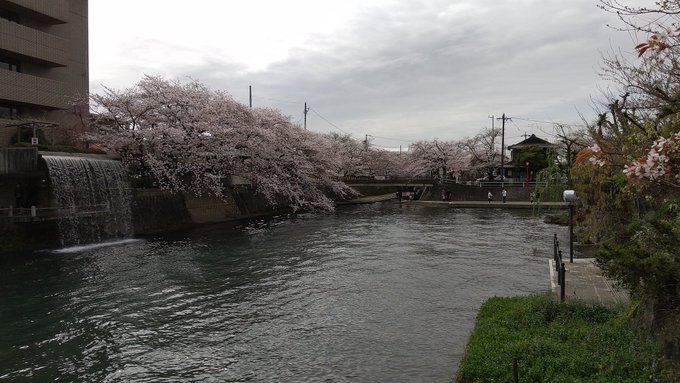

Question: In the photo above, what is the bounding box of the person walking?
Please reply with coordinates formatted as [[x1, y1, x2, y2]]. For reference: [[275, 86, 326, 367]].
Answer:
[[487, 191, 493, 203], [502, 188, 507, 203]]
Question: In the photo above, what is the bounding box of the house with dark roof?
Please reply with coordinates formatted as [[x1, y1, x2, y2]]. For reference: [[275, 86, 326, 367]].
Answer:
[[505, 134, 556, 181]]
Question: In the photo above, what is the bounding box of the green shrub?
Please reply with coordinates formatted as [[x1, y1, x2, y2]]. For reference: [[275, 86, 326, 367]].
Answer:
[[456, 294, 674, 382]]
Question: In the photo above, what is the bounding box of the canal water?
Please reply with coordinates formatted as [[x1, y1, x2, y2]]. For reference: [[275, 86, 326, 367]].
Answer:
[[0, 203, 564, 382]]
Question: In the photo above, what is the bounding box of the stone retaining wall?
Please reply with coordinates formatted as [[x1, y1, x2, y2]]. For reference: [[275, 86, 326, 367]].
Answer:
[[131, 187, 287, 235]]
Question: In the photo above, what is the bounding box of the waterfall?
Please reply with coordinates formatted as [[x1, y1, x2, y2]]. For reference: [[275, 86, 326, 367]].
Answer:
[[43, 155, 133, 247]]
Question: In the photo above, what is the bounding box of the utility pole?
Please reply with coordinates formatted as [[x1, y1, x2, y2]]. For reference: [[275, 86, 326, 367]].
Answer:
[[497, 114, 511, 183], [304, 102, 309, 130], [488, 115, 495, 180], [364, 134, 372, 150], [249, 85, 252, 108]]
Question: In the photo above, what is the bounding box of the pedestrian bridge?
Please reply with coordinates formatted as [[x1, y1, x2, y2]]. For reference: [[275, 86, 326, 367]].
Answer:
[[342, 177, 549, 188], [342, 177, 435, 187]]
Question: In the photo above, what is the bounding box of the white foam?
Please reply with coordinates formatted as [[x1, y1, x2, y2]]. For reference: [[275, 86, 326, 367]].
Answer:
[[52, 238, 142, 254]]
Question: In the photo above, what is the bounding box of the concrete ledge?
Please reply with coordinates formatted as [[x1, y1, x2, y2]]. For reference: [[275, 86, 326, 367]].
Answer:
[[414, 201, 569, 209]]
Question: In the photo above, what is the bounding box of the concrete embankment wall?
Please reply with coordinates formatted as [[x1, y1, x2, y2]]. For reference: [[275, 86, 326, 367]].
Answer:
[[131, 189, 193, 235], [131, 187, 288, 235], [427, 184, 535, 202], [350, 184, 536, 202]]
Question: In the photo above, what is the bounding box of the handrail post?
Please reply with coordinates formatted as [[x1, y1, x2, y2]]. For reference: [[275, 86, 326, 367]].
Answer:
[[569, 204, 574, 263], [557, 257, 562, 286], [559, 262, 566, 302], [31, 206, 36, 217], [8, 205, 13, 217]]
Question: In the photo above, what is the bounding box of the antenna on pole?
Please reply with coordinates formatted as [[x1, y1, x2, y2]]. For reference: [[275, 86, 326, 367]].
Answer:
[[364, 134, 372, 150], [304, 102, 310, 130]]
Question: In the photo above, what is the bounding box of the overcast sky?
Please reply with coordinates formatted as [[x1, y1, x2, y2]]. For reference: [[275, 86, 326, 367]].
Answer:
[[89, 0, 651, 150]]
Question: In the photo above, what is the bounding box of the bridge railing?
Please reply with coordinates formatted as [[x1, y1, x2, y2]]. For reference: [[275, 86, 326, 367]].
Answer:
[[342, 176, 552, 188], [476, 180, 549, 188]]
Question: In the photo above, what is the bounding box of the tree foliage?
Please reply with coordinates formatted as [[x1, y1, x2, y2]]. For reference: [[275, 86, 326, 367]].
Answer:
[[460, 128, 502, 178], [573, 1, 680, 337], [89, 76, 360, 212], [406, 139, 468, 179]]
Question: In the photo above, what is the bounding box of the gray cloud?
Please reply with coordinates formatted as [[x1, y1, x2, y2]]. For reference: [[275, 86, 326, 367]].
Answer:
[[90, 0, 645, 148]]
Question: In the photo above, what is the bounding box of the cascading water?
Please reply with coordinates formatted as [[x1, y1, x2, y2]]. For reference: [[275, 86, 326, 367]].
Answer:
[[43, 155, 133, 247]]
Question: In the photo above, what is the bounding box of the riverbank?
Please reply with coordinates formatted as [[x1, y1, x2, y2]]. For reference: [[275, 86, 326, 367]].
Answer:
[[455, 294, 677, 382]]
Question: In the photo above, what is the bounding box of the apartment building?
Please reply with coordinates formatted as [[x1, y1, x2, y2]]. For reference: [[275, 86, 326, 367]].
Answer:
[[0, 0, 88, 146]]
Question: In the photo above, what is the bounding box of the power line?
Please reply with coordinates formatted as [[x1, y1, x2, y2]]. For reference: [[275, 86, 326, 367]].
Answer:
[[308, 107, 350, 135], [512, 117, 586, 128], [369, 135, 412, 143], [252, 95, 300, 105]]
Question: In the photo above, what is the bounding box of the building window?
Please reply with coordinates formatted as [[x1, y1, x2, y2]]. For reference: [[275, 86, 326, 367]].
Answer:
[[0, 56, 19, 72], [0, 9, 19, 23], [0, 105, 19, 119]]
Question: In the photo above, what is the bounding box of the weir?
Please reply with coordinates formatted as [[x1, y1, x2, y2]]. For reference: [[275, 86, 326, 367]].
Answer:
[[43, 155, 133, 247]]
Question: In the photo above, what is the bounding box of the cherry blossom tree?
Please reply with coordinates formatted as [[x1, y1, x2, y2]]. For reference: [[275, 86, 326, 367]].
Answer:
[[89, 76, 357, 212], [570, 1, 680, 336], [406, 139, 469, 180], [326, 133, 371, 178], [459, 128, 502, 178], [623, 132, 680, 186]]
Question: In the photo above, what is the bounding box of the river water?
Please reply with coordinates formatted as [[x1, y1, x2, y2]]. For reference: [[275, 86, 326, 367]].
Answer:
[[0, 203, 565, 382]]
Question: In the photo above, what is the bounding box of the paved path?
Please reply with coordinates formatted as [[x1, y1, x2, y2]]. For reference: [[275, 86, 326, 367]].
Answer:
[[414, 200, 568, 209], [338, 194, 569, 209], [549, 258, 629, 306]]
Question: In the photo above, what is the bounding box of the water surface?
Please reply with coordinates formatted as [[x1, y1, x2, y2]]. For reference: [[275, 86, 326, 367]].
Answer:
[[0, 203, 565, 382]]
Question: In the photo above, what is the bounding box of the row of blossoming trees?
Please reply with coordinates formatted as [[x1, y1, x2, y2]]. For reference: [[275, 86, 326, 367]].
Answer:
[[88, 76, 504, 212], [88, 76, 391, 212], [572, 1, 680, 345]]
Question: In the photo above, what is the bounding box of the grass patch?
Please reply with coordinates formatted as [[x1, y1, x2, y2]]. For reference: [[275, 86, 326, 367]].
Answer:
[[455, 294, 676, 382]]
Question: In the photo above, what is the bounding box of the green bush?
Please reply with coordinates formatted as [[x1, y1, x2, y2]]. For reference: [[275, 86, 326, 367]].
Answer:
[[456, 294, 674, 382], [596, 199, 680, 308]]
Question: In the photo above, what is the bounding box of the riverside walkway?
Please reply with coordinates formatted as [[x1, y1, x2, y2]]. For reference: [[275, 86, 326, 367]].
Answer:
[[338, 194, 569, 209], [414, 200, 568, 209], [549, 258, 629, 306]]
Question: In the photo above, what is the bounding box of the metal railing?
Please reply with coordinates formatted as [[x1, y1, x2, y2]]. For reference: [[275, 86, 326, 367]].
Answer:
[[554, 233, 566, 302], [0, 203, 112, 219]]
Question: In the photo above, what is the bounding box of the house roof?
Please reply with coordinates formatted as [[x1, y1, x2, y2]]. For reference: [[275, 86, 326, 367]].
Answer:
[[507, 134, 555, 150]]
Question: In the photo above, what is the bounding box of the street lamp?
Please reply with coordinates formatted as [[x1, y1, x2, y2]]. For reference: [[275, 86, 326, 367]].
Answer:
[[563, 190, 577, 263]]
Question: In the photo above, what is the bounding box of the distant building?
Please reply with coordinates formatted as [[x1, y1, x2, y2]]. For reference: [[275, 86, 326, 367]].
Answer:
[[0, 0, 88, 146], [506, 134, 556, 181]]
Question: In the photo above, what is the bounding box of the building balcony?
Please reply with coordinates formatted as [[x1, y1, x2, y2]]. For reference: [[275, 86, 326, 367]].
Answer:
[[0, 70, 71, 109], [0, 18, 67, 66], [0, 0, 69, 24]]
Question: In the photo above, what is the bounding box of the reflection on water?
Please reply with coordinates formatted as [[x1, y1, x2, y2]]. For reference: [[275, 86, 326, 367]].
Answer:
[[0, 203, 566, 382]]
